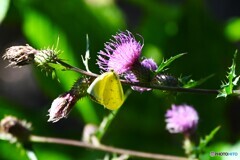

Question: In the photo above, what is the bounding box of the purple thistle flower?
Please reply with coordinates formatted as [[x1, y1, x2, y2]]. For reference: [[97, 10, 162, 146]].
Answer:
[[97, 31, 159, 93], [97, 31, 143, 74], [165, 104, 199, 135]]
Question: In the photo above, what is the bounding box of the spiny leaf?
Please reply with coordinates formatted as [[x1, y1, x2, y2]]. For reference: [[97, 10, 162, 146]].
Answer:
[[156, 53, 186, 73], [217, 51, 239, 98], [198, 126, 220, 150], [195, 126, 221, 155]]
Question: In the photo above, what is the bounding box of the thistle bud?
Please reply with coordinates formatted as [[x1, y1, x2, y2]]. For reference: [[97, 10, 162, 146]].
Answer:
[[0, 116, 31, 143], [48, 77, 90, 122], [3, 45, 37, 67], [125, 58, 158, 92], [151, 73, 179, 87], [34, 48, 59, 67]]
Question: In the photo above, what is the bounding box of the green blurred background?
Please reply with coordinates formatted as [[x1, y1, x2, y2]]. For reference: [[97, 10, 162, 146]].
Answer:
[[1, 0, 240, 159]]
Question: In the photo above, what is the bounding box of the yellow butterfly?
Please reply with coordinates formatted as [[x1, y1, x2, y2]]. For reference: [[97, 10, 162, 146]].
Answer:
[[87, 71, 124, 110]]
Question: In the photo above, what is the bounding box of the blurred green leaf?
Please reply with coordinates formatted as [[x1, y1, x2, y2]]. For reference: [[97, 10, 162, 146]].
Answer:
[[142, 44, 163, 64], [0, 142, 29, 160], [22, 9, 98, 123], [0, 98, 25, 118], [225, 18, 240, 42], [206, 141, 240, 160], [85, 0, 125, 31], [36, 150, 72, 160], [0, 0, 10, 24], [76, 98, 99, 124]]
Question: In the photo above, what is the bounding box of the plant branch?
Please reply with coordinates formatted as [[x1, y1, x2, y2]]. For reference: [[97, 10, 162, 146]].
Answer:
[[57, 60, 220, 95], [56, 59, 98, 77], [30, 135, 189, 160], [129, 82, 219, 95]]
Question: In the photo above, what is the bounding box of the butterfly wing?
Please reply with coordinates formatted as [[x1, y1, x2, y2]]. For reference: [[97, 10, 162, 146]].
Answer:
[[102, 72, 124, 110], [87, 72, 109, 103], [87, 71, 124, 110]]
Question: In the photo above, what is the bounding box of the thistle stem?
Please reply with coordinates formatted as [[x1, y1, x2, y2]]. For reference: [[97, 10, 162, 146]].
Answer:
[[57, 60, 220, 95], [56, 59, 98, 77], [30, 135, 189, 160], [95, 110, 119, 141]]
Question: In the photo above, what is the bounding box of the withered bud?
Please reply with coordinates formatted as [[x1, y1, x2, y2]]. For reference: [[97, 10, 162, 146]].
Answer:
[[0, 116, 31, 143], [48, 92, 78, 123], [48, 77, 90, 123], [3, 44, 61, 78], [3, 45, 37, 67]]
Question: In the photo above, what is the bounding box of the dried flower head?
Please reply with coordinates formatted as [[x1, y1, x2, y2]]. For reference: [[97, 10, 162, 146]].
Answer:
[[48, 77, 90, 122], [165, 104, 199, 135], [3, 44, 62, 78], [3, 45, 37, 67], [0, 116, 31, 143], [97, 31, 143, 74]]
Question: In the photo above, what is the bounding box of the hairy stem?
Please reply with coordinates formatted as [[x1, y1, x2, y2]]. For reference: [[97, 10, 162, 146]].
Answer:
[[30, 135, 189, 160]]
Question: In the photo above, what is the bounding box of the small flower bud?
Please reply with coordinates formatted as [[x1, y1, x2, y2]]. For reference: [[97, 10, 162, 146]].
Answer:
[[48, 77, 90, 123], [34, 48, 61, 78], [0, 116, 31, 143], [3, 45, 37, 67], [48, 92, 78, 123], [141, 58, 158, 71], [34, 49, 59, 66], [125, 58, 158, 92], [151, 73, 179, 87]]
